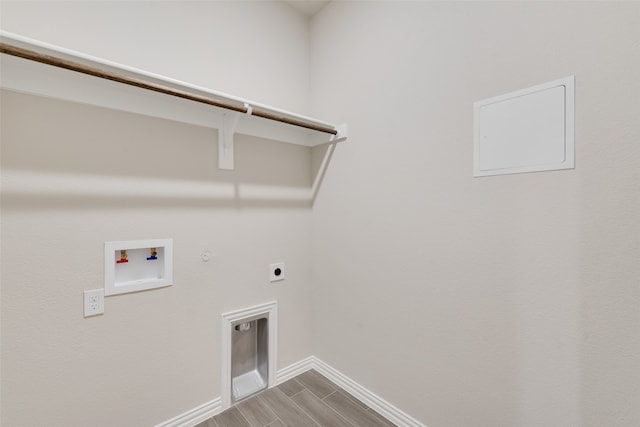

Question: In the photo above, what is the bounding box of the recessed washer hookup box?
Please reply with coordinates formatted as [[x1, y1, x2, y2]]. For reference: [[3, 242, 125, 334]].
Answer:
[[104, 238, 173, 296]]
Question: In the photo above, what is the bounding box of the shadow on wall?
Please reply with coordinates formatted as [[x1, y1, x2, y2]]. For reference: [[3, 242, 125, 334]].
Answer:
[[0, 90, 337, 210]]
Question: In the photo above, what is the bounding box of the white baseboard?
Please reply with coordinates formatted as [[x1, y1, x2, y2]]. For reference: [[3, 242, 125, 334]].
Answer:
[[155, 397, 221, 427], [311, 357, 426, 427], [156, 356, 424, 427], [275, 355, 314, 384]]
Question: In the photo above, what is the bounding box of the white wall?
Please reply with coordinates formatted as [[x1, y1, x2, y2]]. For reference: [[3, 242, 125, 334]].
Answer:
[[3, 2, 640, 427], [0, 0, 309, 113], [310, 2, 639, 427], [1, 2, 314, 426]]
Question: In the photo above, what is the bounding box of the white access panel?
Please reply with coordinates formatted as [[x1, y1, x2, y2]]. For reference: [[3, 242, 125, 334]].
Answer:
[[474, 76, 574, 177]]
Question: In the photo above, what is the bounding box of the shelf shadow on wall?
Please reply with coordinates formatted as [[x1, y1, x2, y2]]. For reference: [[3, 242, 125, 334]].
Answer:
[[1, 90, 338, 210]]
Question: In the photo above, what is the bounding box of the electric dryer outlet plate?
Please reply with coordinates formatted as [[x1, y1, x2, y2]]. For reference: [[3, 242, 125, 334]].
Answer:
[[269, 263, 285, 282]]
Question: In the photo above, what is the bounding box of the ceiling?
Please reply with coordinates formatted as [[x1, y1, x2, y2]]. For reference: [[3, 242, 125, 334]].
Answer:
[[284, 0, 330, 17]]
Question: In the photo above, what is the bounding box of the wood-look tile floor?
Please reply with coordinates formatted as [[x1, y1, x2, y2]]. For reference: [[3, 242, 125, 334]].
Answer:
[[195, 370, 396, 427]]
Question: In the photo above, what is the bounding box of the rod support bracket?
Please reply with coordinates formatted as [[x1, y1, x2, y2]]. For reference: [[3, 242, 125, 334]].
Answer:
[[219, 111, 240, 170], [331, 123, 348, 143]]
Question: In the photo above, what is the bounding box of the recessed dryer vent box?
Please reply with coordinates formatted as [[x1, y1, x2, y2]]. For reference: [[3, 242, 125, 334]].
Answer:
[[104, 239, 173, 296], [474, 76, 575, 177]]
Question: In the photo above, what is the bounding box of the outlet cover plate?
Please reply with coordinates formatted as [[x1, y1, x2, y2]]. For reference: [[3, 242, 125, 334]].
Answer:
[[84, 289, 105, 317], [269, 263, 285, 282]]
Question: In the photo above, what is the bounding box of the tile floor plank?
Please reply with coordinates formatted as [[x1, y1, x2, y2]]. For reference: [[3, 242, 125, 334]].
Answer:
[[237, 395, 278, 427], [323, 390, 396, 427], [277, 378, 305, 397], [207, 371, 396, 427], [295, 370, 338, 399], [291, 389, 354, 427], [259, 387, 320, 427], [214, 406, 251, 427], [338, 389, 369, 410]]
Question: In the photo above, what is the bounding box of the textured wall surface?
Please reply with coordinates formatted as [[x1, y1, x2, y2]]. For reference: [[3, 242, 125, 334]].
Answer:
[[0, 0, 309, 113], [310, 2, 639, 427], [2, 2, 639, 427], [1, 2, 314, 426]]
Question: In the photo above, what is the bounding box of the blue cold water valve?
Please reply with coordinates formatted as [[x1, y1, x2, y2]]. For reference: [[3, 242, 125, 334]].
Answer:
[[147, 247, 158, 260]]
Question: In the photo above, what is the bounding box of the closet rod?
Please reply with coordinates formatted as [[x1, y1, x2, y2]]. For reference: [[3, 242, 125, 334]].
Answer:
[[0, 42, 338, 136]]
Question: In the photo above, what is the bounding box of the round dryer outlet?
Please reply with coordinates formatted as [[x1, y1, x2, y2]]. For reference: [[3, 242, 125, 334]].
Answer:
[[269, 262, 285, 282]]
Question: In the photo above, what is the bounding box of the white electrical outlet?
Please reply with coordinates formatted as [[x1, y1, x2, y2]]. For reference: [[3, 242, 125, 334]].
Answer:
[[84, 289, 104, 317], [269, 262, 285, 282]]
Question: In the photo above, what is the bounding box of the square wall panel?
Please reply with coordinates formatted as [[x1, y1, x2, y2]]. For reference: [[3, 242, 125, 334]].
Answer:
[[474, 76, 574, 177]]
